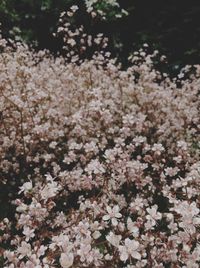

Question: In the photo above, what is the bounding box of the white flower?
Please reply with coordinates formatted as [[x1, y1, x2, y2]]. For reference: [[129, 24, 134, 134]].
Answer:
[[23, 226, 35, 241], [49, 141, 57, 149], [67, 38, 76, 47], [16, 203, 28, 213], [152, 143, 165, 155], [103, 205, 122, 226], [93, 230, 101, 239], [60, 252, 74, 268], [105, 253, 113, 260], [127, 218, 139, 237], [164, 167, 179, 177], [193, 217, 200, 225], [177, 140, 188, 150], [119, 238, 141, 262], [36, 245, 47, 257], [19, 181, 33, 194], [145, 205, 162, 229], [106, 232, 122, 247], [77, 244, 91, 262], [40, 175, 61, 201], [70, 5, 79, 12], [60, 11, 66, 17], [17, 241, 31, 259]]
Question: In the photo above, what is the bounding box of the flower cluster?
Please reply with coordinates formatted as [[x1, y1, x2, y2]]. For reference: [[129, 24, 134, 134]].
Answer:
[[55, 5, 109, 63], [84, 0, 128, 20], [0, 7, 200, 267]]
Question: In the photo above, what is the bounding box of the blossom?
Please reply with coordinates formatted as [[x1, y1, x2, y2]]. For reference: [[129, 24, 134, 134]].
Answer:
[[127, 218, 139, 237], [40, 175, 61, 201], [77, 244, 92, 262], [118, 238, 141, 262], [164, 167, 179, 177], [145, 205, 162, 229], [103, 205, 122, 226], [36, 245, 47, 257], [70, 5, 79, 12], [151, 143, 165, 155], [106, 232, 122, 247], [19, 181, 33, 194], [59, 253, 74, 268], [17, 241, 31, 259], [23, 227, 35, 241]]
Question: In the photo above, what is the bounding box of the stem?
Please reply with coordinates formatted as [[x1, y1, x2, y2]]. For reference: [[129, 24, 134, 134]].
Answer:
[[19, 110, 26, 157]]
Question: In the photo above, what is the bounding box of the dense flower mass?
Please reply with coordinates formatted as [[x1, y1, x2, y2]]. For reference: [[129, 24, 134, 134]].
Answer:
[[0, 6, 200, 267]]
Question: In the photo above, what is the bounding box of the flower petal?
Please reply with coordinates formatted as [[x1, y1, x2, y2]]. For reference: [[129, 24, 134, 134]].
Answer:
[[115, 213, 122, 218], [131, 251, 141, 260], [111, 218, 118, 226], [103, 215, 110, 221]]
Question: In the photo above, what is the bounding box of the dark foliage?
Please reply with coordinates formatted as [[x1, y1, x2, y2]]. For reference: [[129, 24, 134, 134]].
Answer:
[[1, 0, 200, 69]]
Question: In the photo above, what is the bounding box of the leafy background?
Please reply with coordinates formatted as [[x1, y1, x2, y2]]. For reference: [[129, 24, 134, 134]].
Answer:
[[1, 0, 200, 71]]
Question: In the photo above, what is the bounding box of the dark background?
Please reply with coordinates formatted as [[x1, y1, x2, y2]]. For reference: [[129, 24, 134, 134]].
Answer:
[[1, 0, 200, 71]]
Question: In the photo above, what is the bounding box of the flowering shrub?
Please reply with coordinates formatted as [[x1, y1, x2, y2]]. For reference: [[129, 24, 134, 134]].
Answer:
[[0, 7, 200, 267]]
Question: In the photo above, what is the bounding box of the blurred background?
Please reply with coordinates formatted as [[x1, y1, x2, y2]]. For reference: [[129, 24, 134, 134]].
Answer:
[[1, 0, 200, 72]]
